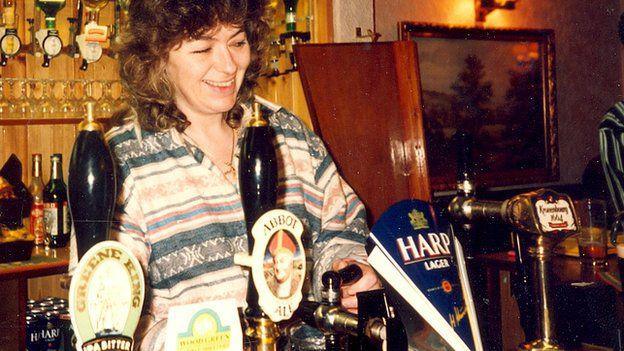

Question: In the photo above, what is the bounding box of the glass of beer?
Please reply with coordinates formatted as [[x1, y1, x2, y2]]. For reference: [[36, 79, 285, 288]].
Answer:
[[574, 199, 608, 265]]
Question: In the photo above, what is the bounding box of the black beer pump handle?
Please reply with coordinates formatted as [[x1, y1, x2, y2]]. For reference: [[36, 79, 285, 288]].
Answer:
[[238, 101, 277, 319], [322, 264, 363, 290]]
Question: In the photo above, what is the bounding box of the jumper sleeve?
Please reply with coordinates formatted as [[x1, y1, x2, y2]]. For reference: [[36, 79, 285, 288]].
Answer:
[[301, 125, 370, 298], [599, 102, 624, 213]]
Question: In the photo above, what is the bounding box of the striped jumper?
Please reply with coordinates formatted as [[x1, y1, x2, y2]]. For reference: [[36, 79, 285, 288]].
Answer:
[[105, 98, 369, 350], [599, 101, 624, 212]]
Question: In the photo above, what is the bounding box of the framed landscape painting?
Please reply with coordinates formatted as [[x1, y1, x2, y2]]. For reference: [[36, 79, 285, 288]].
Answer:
[[400, 22, 558, 191]]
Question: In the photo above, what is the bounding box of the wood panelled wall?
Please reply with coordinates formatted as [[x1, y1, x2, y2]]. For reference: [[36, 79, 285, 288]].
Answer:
[[0, 0, 119, 187], [0, 0, 331, 299], [257, 0, 333, 128], [0, 0, 119, 300]]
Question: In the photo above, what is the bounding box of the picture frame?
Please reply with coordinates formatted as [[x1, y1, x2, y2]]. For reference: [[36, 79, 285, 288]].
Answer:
[[399, 22, 558, 191]]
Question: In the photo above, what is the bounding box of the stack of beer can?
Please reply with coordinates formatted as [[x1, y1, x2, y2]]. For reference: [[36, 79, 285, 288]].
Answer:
[[26, 297, 73, 351]]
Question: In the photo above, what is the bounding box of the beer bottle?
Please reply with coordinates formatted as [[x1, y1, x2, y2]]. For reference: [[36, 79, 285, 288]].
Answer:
[[44, 154, 70, 248], [28, 153, 45, 245]]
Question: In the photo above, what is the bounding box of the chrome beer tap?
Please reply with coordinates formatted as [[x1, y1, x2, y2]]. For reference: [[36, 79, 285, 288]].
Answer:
[[449, 189, 579, 350], [296, 264, 407, 351]]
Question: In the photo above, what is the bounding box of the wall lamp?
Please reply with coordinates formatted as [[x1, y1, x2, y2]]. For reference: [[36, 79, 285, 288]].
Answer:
[[475, 0, 519, 23]]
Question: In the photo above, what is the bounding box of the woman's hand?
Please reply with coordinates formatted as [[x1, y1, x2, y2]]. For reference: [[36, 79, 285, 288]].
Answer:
[[332, 258, 381, 314]]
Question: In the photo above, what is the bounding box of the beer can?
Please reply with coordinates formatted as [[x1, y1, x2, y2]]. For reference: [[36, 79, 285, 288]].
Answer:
[[25, 314, 45, 351], [29, 308, 45, 317], [37, 300, 54, 310], [43, 311, 61, 351], [52, 304, 66, 312], [58, 312, 74, 351]]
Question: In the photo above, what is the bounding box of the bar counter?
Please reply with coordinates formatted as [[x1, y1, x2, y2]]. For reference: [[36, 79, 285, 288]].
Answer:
[[0, 246, 620, 350], [475, 251, 620, 350]]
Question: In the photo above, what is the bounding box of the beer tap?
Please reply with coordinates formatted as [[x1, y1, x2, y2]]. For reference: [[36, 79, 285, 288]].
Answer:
[[68, 101, 116, 260], [296, 264, 407, 351], [452, 131, 477, 258], [317, 265, 362, 350], [235, 102, 281, 351], [34, 0, 66, 67], [449, 189, 579, 350], [67, 102, 144, 351], [451, 131, 538, 344], [0, 0, 21, 66]]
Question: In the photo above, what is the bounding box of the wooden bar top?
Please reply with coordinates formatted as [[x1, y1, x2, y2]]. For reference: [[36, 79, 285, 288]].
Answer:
[[0, 246, 69, 281]]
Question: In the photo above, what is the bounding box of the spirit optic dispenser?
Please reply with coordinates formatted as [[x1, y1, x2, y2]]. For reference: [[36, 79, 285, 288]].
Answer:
[[76, 0, 109, 70], [35, 0, 66, 67], [0, 0, 21, 66], [279, 0, 309, 72]]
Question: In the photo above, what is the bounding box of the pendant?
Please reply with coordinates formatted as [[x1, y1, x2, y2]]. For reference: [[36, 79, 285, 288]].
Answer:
[[223, 162, 236, 178]]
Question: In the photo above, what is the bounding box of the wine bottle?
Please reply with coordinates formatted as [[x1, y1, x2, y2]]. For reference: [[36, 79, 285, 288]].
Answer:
[[68, 102, 116, 260], [29, 153, 45, 245], [44, 153, 70, 248], [238, 102, 277, 317], [284, 0, 298, 32]]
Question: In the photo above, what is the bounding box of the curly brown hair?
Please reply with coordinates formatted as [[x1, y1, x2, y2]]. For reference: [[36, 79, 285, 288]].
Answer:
[[114, 0, 269, 132]]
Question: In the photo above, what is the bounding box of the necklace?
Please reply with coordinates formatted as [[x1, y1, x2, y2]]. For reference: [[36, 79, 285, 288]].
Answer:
[[222, 127, 237, 178], [183, 126, 237, 179]]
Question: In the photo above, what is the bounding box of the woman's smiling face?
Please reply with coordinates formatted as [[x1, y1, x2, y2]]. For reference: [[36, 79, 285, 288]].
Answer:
[[165, 24, 251, 121]]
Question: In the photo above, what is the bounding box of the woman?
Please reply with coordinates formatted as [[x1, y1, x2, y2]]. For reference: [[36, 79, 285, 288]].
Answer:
[[107, 0, 379, 349]]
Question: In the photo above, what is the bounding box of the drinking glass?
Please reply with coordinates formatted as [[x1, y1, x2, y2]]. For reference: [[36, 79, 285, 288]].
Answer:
[[6, 78, 17, 117], [17, 79, 35, 119], [96, 80, 114, 117], [38, 79, 57, 118], [574, 198, 608, 265], [59, 80, 75, 117], [83, 80, 99, 115], [0, 80, 10, 118]]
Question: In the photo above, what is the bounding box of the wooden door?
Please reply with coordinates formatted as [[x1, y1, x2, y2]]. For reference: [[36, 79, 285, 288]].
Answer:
[[295, 41, 431, 224]]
